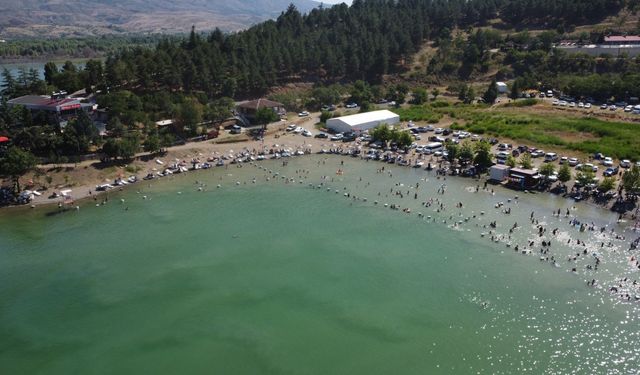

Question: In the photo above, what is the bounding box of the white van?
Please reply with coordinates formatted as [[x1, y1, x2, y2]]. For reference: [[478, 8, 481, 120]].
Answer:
[[544, 152, 558, 162], [423, 142, 443, 154]]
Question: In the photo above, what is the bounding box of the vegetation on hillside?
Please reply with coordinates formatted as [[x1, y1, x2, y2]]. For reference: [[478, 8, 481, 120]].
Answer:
[[0, 35, 174, 61]]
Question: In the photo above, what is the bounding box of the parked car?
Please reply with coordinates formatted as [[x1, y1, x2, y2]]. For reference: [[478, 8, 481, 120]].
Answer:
[[298, 111, 309, 117], [568, 157, 579, 166], [602, 157, 614, 166], [342, 133, 356, 142], [314, 133, 328, 139], [544, 152, 558, 162], [496, 151, 509, 164], [330, 133, 344, 141], [583, 163, 598, 172], [531, 149, 545, 158], [585, 103, 592, 109], [552, 99, 560, 106], [600, 104, 608, 110], [620, 159, 632, 168], [603, 167, 618, 177], [559, 156, 568, 164], [345, 103, 358, 108]]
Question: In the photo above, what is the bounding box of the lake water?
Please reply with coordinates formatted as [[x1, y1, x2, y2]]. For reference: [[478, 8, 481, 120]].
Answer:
[[0, 155, 638, 374]]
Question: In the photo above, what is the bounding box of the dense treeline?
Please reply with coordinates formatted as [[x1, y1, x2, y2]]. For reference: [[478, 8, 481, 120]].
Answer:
[[0, 35, 175, 61], [102, 0, 627, 98], [103, 0, 505, 97]]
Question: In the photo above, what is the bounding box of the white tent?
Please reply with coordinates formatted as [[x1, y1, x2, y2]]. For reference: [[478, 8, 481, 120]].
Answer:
[[326, 110, 400, 134]]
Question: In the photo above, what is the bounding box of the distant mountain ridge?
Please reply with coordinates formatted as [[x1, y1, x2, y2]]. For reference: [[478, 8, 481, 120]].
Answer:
[[0, 0, 320, 38]]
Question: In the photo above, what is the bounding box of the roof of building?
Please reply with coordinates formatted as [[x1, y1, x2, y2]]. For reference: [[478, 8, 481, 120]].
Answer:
[[604, 35, 640, 43], [328, 110, 399, 127], [491, 164, 511, 170], [237, 98, 284, 110], [510, 168, 537, 176], [7, 95, 81, 111]]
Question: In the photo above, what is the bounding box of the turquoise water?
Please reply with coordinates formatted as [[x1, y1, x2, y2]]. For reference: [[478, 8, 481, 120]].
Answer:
[[1, 155, 639, 374]]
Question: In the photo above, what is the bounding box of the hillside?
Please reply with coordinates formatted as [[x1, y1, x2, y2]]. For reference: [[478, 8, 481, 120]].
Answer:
[[0, 0, 320, 38]]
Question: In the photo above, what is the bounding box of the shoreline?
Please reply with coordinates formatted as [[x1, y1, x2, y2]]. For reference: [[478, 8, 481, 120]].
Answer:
[[2, 118, 636, 223]]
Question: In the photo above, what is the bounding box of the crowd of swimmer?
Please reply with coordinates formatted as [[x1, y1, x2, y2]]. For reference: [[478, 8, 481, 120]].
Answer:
[[278, 158, 640, 304], [90, 146, 640, 304]]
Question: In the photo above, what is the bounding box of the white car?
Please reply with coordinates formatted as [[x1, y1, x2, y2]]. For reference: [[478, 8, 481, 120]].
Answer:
[[330, 133, 344, 141], [552, 100, 560, 106], [345, 103, 358, 108], [286, 124, 296, 132], [298, 111, 309, 117], [568, 157, 579, 166], [620, 159, 632, 168], [609, 105, 617, 111], [302, 130, 312, 137], [625, 105, 633, 112], [583, 163, 598, 172], [578, 102, 584, 108], [585, 103, 592, 109], [569, 102, 576, 107], [602, 157, 613, 166], [600, 104, 608, 110], [294, 126, 304, 133], [434, 128, 444, 134], [559, 156, 568, 164], [559, 101, 568, 106]]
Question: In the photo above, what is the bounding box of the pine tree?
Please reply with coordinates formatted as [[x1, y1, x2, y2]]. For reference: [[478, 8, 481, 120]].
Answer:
[[483, 79, 499, 104], [509, 80, 521, 100]]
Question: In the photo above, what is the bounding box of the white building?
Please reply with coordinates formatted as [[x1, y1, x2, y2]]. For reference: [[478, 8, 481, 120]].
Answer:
[[496, 82, 508, 94], [326, 110, 400, 134]]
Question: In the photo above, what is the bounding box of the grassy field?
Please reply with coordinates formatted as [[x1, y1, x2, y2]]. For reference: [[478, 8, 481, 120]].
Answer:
[[449, 110, 640, 160], [395, 102, 640, 160], [391, 103, 445, 123]]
